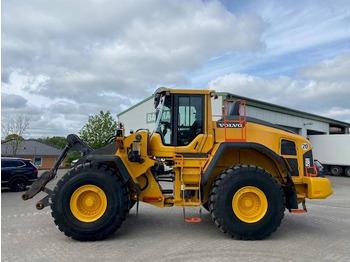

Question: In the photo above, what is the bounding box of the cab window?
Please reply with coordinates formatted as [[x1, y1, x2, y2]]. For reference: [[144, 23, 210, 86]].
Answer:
[[176, 95, 203, 146]]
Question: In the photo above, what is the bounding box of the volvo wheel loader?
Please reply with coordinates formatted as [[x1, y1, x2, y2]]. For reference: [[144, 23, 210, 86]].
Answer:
[[22, 88, 333, 241]]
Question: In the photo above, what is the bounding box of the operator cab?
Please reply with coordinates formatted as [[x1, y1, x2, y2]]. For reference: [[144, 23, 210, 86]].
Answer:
[[153, 89, 204, 147]]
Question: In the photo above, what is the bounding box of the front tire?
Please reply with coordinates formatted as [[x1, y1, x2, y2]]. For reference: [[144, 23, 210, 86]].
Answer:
[[209, 165, 285, 240], [50, 163, 130, 241]]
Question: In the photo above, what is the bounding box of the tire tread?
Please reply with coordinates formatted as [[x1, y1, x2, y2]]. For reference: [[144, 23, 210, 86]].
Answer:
[[209, 164, 285, 240], [50, 163, 130, 241]]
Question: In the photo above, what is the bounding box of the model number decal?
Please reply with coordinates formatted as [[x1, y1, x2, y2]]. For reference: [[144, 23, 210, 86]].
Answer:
[[302, 143, 309, 150]]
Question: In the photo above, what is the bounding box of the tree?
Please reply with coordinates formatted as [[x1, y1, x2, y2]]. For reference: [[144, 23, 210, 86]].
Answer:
[[2, 114, 30, 156], [79, 110, 117, 149], [5, 134, 24, 141], [38, 136, 67, 149]]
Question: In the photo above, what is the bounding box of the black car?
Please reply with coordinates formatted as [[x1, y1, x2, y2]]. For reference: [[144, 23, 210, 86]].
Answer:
[[1, 157, 38, 191]]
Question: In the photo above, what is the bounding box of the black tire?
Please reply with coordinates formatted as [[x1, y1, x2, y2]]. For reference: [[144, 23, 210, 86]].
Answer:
[[330, 166, 343, 176], [50, 163, 130, 241], [202, 202, 210, 212], [9, 177, 27, 192], [129, 199, 136, 210], [345, 167, 350, 178], [209, 165, 285, 240]]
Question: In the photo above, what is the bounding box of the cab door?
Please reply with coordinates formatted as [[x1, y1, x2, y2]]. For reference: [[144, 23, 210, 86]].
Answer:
[[174, 94, 204, 152], [150, 93, 209, 156]]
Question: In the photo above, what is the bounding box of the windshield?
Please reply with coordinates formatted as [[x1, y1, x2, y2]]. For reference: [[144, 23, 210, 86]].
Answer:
[[153, 95, 166, 134], [152, 94, 172, 144]]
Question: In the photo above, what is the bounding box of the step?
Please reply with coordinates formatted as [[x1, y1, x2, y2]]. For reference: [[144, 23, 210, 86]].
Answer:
[[143, 196, 162, 202], [161, 189, 173, 194], [291, 209, 307, 213], [185, 217, 202, 223], [183, 202, 201, 206], [182, 186, 199, 190], [181, 171, 201, 175]]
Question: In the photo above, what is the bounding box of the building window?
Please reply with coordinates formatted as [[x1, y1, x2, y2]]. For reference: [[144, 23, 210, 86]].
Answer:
[[34, 157, 42, 167]]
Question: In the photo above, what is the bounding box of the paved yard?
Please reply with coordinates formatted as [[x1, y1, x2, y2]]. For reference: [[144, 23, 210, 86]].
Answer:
[[2, 170, 350, 262]]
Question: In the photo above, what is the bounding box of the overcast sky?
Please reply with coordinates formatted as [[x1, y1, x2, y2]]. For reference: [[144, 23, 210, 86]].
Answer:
[[2, 0, 350, 138]]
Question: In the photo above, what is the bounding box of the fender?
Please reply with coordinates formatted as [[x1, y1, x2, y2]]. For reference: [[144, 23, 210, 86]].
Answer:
[[202, 142, 294, 186], [85, 154, 133, 183], [202, 142, 298, 209]]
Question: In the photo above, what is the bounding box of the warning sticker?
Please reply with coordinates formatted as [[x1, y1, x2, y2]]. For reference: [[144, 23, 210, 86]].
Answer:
[[305, 158, 311, 167]]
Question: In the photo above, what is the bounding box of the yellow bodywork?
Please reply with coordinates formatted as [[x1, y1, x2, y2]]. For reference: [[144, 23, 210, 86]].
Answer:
[[115, 88, 333, 210], [299, 177, 333, 199]]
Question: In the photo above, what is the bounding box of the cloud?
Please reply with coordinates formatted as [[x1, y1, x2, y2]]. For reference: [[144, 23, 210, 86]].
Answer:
[[192, 0, 350, 86], [1, 70, 10, 84], [298, 53, 350, 81], [2, 93, 28, 108], [208, 53, 350, 123], [2, 0, 266, 137], [2, 0, 264, 101]]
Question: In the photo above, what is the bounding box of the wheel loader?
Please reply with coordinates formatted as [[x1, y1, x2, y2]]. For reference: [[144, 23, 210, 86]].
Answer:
[[22, 88, 333, 241]]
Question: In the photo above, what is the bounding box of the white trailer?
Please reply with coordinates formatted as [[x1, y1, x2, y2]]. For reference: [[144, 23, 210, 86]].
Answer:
[[308, 134, 350, 177]]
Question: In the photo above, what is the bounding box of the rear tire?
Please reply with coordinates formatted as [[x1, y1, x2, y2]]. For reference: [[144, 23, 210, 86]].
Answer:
[[209, 165, 285, 240], [50, 163, 130, 241], [330, 166, 343, 176], [345, 167, 350, 178], [9, 177, 27, 192]]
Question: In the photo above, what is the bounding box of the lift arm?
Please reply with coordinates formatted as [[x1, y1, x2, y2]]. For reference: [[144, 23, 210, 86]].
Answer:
[[21, 134, 92, 210]]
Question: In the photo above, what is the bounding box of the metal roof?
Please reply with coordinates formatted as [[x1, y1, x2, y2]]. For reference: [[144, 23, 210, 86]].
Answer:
[[218, 92, 350, 128], [1, 140, 62, 157]]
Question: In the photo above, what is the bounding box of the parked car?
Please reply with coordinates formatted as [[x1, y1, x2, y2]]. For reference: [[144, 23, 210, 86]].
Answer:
[[1, 157, 38, 191]]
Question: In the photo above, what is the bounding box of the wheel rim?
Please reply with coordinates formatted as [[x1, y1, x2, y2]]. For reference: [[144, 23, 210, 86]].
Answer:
[[232, 186, 268, 223], [15, 180, 26, 191], [332, 168, 339, 175], [11, 179, 26, 191], [17, 182, 26, 191], [70, 185, 107, 223]]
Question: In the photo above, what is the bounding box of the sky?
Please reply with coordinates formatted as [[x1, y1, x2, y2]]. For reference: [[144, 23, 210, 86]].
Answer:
[[2, 0, 350, 138]]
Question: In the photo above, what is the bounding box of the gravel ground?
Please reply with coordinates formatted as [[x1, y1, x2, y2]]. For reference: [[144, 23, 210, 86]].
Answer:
[[2, 170, 350, 262]]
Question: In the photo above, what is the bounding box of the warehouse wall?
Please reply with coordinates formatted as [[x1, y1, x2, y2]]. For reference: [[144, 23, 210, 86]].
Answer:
[[118, 97, 155, 134]]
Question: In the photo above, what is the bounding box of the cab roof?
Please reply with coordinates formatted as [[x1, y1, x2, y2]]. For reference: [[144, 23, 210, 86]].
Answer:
[[154, 87, 215, 95]]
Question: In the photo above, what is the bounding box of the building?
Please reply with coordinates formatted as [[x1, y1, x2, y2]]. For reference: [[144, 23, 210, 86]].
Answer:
[[1, 140, 64, 169], [117, 91, 350, 137]]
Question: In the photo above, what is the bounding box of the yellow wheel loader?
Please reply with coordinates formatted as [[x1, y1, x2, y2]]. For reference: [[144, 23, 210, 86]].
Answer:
[[22, 88, 333, 241]]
